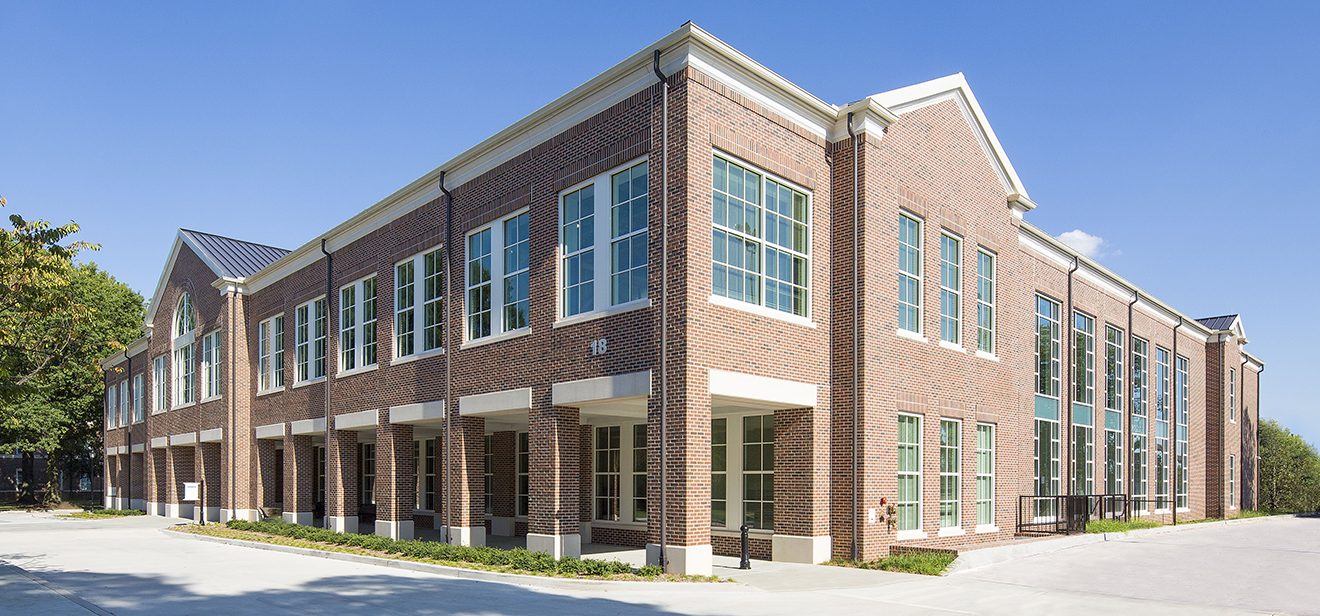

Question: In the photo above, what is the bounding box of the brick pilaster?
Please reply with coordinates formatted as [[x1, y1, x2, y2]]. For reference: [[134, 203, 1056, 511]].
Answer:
[[327, 427, 359, 519], [529, 404, 580, 536], [491, 431, 516, 519], [376, 421, 416, 523], [284, 435, 314, 516]]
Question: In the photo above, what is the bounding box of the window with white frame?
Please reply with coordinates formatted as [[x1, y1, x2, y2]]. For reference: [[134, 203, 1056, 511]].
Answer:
[[939, 233, 961, 344], [898, 213, 923, 333], [1132, 336, 1149, 505], [295, 297, 327, 383], [1155, 346, 1171, 510], [420, 439, 435, 510], [106, 387, 116, 429], [611, 162, 649, 305], [594, 426, 621, 521], [632, 423, 647, 523], [360, 443, 375, 505], [1034, 295, 1062, 518], [1176, 355, 1189, 510], [152, 355, 167, 412], [711, 418, 727, 527], [976, 249, 995, 353], [132, 373, 144, 423], [200, 330, 221, 400], [897, 413, 922, 532], [339, 276, 377, 372], [976, 423, 995, 527], [467, 211, 529, 340], [560, 185, 595, 317], [1227, 454, 1236, 508], [395, 248, 444, 358], [172, 293, 196, 407], [741, 414, 774, 530], [1072, 312, 1095, 496], [502, 213, 530, 331], [560, 159, 653, 320], [1228, 368, 1237, 422], [516, 432, 529, 517], [118, 380, 128, 426], [484, 435, 493, 515], [257, 315, 284, 392], [711, 155, 810, 317], [1104, 325, 1124, 497], [940, 419, 962, 529]]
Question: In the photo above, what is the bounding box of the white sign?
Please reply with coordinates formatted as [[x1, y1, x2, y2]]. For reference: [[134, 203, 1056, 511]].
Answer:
[[182, 482, 200, 502]]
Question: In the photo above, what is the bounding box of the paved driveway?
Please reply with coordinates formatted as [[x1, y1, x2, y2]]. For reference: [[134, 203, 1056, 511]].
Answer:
[[1, 510, 1314, 615]]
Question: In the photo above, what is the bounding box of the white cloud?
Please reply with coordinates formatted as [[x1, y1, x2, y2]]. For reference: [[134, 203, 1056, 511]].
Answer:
[[1056, 229, 1113, 260]]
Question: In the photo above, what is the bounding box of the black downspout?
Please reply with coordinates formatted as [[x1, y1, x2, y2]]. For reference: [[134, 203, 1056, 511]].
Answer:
[[846, 112, 860, 561], [1171, 317, 1182, 525], [320, 240, 333, 528], [652, 50, 670, 571], [230, 286, 238, 521], [1126, 294, 1137, 513], [439, 172, 454, 544], [1065, 257, 1078, 499], [1240, 354, 1249, 509], [126, 352, 132, 511]]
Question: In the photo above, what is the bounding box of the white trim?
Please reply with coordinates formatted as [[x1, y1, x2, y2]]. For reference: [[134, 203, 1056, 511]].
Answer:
[[150, 437, 167, 449], [198, 428, 223, 443], [552, 371, 652, 407], [337, 274, 379, 374], [708, 369, 816, 409], [937, 527, 965, 537], [896, 530, 928, 541], [459, 388, 532, 416], [708, 294, 814, 327], [896, 328, 928, 344], [389, 400, 445, 425], [389, 347, 444, 367], [938, 340, 966, 353], [975, 350, 1000, 362], [289, 418, 326, 435], [553, 297, 651, 329], [254, 422, 286, 440], [557, 158, 653, 323], [458, 327, 530, 350], [333, 409, 378, 431], [169, 432, 197, 446], [975, 524, 1000, 534]]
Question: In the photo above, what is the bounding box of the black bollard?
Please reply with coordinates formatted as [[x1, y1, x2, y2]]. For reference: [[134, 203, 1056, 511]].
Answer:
[[739, 523, 751, 569]]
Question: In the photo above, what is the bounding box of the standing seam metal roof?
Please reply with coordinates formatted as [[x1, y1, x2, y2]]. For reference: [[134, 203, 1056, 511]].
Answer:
[[180, 229, 290, 279], [1196, 314, 1239, 331]]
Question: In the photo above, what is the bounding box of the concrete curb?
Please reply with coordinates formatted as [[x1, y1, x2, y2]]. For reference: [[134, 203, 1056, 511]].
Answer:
[[163, 527, 740, 592], [948, 514, 1291, 575]]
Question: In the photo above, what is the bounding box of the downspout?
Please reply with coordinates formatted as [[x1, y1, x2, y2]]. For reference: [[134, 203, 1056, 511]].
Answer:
[[1240, 354, 1249, 508], [229, 285, 238, 520], [439, 172, 454, 544], [125, 352, 132, 510], [1065, 257, 1078, 499], [652, 49, 670, 570], [1253, 362, 1261, 509], [1171, 317, 1182, 524], [1219, 338, 1225, 513], [320, 239, 333, 527], [1126, 294, 1137, 510], [846, 112, 860, 561]]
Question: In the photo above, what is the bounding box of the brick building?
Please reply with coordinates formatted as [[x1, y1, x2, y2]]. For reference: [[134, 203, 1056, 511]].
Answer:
[[100, 23, 1263, 574]]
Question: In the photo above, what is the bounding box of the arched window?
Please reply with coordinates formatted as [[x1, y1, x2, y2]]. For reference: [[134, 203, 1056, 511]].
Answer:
[[172, 292, 196, 407]]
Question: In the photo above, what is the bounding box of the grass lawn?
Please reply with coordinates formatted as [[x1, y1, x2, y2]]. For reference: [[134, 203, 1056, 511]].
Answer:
[[173, 520, 721, 582], [826, 551, 957, 576], [1237, 509, 1272, 518], [1085, 518, 1162, 533], [62, 508, 147, 519]]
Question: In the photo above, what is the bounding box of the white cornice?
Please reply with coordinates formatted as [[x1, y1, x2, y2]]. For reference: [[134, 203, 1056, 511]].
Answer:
[[829, 97, 897, 142]]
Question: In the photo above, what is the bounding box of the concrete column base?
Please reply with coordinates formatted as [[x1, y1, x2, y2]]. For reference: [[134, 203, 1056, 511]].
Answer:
[[146, 501, 160, 516], [580, 523, 592, 545], [198, 506, 221, 524], [771, 533, 832, 564], [221, 509, 260, 522], [375, 519, 415, 541], [646, 543, 713, 576], [327, 515, 358, 533], [283, 511, 314, 526], [103, 494, 114, 509], [165, 503, 180, 518], [490, 516, 515, 537], [443, 525, 486, 547], [527, 532, 580, 559], [130, 499, 146, 512]]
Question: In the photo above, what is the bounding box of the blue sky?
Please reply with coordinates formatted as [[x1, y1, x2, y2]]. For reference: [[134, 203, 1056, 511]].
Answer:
[[2, 2, 1315, 444]]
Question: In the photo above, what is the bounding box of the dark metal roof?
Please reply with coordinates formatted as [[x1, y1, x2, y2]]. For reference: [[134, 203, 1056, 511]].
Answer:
[[180, 229, 290, 279], [1196, 314, 1239, 331]]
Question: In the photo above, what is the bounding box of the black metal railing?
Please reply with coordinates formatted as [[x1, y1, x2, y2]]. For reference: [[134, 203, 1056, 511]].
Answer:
[[1016, 493, 1131, 535]]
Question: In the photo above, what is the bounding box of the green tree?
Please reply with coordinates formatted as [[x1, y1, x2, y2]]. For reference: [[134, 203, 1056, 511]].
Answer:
[[1258, 419, 1320, 514]]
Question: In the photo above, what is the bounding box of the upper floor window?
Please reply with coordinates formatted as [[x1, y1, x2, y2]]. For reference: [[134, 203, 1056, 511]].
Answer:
[[257, 315, 284, 392], [939, 232, 961, 344], [200, 330, 221, 400], [118, 380, 128, 427], [172, 293, 196, 408], [295, 297, 327, 383], [1073, 312, 1095, 406], [712, 155, 809, 318], [611, 162, 648, 305], [898, 213, 923, 332], [394, 248, 444, 358], [1035, 295, 1061, 398], [1155, 346, 1171, 428], [559, 159, 652, 321], [1132, 337, 1149, 418], [976, 249, 995, 354], [132, 373, 144, 423], [175, 292, 194, 338], [1228, 368, 1237, 422], [339, 276, 377, 372], [106, 385, 117, 429], [151, 355, 167, 412], [1104, 326, 1124, 412], [467, 211, 530, 340]]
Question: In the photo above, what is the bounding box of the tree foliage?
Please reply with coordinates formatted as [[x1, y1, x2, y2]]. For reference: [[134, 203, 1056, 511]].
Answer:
[[1259, 419, 1320, 514]]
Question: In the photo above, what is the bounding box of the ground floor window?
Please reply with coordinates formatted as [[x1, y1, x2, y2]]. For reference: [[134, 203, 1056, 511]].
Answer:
[[1155, 437, 1169, 510], [484, 435, 493, 515], [417, 439, 435, 511], [1071, 423, 1093, 495], [939, 419, 961, 529], [1228, 455, 1236, 509], [1131, 418, 1148, 509], [712, 418, 727, 527], [516, 432, 529, 517], [1105, 429, 1123, 495], [1034, 418, 1060, 518], [632, 424, 647, 523], [709, 413, 774, 531], [594, 426, 621, 521], [897, 413, 922, 532], [315, 446, 325, 511], [360, 443, 376, 505], [976, 423, 995, 527]]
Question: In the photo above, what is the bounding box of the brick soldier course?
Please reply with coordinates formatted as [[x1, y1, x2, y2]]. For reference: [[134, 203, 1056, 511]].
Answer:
[[99, 23, 1264, 575]]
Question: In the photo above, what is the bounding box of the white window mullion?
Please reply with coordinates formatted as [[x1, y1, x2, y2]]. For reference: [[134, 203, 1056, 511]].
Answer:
[[593, 181, 611, 313], [492, 221, 507, 335]]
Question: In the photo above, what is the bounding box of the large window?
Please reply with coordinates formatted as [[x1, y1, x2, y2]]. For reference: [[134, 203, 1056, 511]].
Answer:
[[484, 435, 493, 515], [118, 380, 128, 427], [468, 211, 530, 340], [1104, 326, 1124, 496], [132, 373, 144, 423], [742, 415, 775, 530], [422, 439, 436, 510], [1034, 295, 1061, 517], [632, 423, 647, 523], [1155, 346, 1170, 510], [596, 427, 620, 522], [559, 159, 651, 320], [360, 443, 375, 505], [339, 276, 377, 372], [295, 297, 327, 383], [172, 293, 196, 408], [152, 355, 167, 412], [395, 247, 444, 358], [711, 418, 727, 527], [939, 419, 962, 529], [561, 185, 595, 317], [939, 233, 961, 344], [897, 414, 922, 532], [106, 384, 117, 429], [898, 214, 923, 333], [1176, 355, 1189, 510], [976, 249, 995, 354], [200, 330, 221, 400], [1072, 312, 1095, 496], [516, 432, 529, 517], [976, 423, 995, 527], [712, 155, 810, 317], [611, 161, 649, 305], [257, 315, 284, 392], [1132, 336, 1149, 506], [1228, 368, 1237, 422], [1227, 454, 1236, 509]]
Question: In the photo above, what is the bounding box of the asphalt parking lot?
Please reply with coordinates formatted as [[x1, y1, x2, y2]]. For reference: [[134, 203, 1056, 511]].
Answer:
[[1, 510, 1314, 615]]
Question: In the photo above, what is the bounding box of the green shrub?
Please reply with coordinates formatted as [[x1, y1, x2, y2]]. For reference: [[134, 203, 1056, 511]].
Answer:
[[1085, 518, 1161, 533], [64, 508, 146, 519], [827, 551, 957, 576]]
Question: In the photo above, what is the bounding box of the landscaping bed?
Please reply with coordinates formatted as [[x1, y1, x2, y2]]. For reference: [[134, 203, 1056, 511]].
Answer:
[[173, 520, 720, 582], [62, 508, 147, 519], [826, 550, 957, 575], [1085, 518, 1161, 533]]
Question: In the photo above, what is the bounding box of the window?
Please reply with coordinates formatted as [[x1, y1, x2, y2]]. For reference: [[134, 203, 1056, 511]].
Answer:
[[939, 233, 961, 344], [360, 443, 375, 505], [561, 185, 595, 317], [152, 355, 167, 412], [611, 161, 649, 305], [422, 440, 436, 510], [1131, 337, 1149, 506], [976, 249, 995, 353], [200, 330, 221, 400], [632, 424, 648, 523], [1176, 355, 1189, 509], [132, 374, 144, 423], [1227, 454, 1236, 509], [395, 248, 444, 358], [502, 214, 530, 331], [1072, 312, 1095, 496], [172, 293, 196, 407], [898, 214, 923, 333], [257, 315, 284, 392], [339, 277, 377, 372], [106, 387, 115, 429], [594, 426, 621, 521], [897, 414, 922, 532], [1228, 368, 1237, 422], [516, 432, 529, 517], [1036, 296, 1061, 398], [1034, 295, 1062, 517], [295, 297, 327, 383], [1155, 346, 1170, 510], [118, 380, 128, 427], [1104, 326, 1124, 498], [939, 419, 962, 529], [467, 211, 529, 341], [484, 435, 493, 515], [466, 228, 493, 338], [712, 155, 810, 317], [712, 418, 727, 527], [742, 414, 774, 530], [976, 423, 995, 527]]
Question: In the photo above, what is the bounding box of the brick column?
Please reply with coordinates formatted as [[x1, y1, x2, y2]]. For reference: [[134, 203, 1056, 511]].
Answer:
[[256, 439, 281, 517], [195, 443, 222, 523], [646, 375, 713, 575], [130, 452, 146, 510], [375, 421, 416, 540], [772, 406, 831, 563], [527, 403, 580, 558], [167, 446, 196, 519], [326, 426, 359, 532], [283, 435, 314, 525], [149, 448, 166, 516], [439, 416, 485, 546], [490, 431, 517, 536], [579, 424, 593, 543]]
